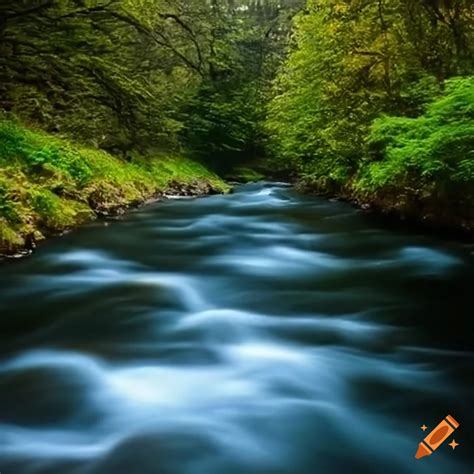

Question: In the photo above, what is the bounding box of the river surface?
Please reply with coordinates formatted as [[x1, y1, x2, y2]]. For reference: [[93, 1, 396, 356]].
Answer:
[[0, 183, 473, 474]]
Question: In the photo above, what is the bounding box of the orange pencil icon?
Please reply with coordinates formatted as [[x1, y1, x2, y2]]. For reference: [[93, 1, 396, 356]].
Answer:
[[415, 415, 460, 459]]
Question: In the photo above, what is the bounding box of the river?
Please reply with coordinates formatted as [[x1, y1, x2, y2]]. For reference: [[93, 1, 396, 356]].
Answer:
[[0, 183, 473, 474]]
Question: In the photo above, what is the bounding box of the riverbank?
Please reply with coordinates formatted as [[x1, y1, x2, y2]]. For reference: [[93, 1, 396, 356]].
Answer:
[[294, 178, 474, 239], [0, 120, 230, 257], [228, 161, 474, 237], [265, 77, 474, 238]]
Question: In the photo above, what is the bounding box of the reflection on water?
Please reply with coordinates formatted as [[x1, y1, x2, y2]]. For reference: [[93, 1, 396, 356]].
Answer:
[[0, 183, 473, 474]]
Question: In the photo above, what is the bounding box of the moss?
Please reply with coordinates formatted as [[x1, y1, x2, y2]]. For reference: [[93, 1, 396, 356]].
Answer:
[[134, 155, 230, 193], [0, 119, 228, 255], [0, 219, 25, 253], [28, 189, 93, 230]]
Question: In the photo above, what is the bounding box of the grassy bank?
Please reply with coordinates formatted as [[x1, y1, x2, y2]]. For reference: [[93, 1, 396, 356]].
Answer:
[[0, 120, 229, 256]]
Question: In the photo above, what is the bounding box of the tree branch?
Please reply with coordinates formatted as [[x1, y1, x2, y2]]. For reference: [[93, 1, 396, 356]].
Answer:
[[2, 0, 55, 20], [158, 13, 204, 70], [108, 10, 204, 77]]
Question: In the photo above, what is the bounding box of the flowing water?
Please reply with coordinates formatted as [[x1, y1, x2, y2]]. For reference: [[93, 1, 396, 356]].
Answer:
[[0, 183, 473, 474]]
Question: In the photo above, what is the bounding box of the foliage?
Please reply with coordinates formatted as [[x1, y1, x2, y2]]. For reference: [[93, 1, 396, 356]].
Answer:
[[0, 119, 228, 254], [181, 0, 304, 169], [0, 0, 302, 164], [356, 77, 474, 195], [1, 0, 227, 155], [182, 84, 260, 170], [265, 0, 474, 223], [0, 1, 296, 254], [2, 0, 473, 238]]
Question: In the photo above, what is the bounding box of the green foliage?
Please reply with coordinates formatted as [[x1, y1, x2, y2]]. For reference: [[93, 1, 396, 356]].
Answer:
[[183, 84, 260, 169], [29, 189, 91, 231], [0, 1, 205, 154], [266, 0, 474, 223], [0, 119, 228, 254], [265, 0, 382, 187], [356, 77, 474, 196], [0, 218, 25, 251], [0, 0, 301, 164], [0, 119, 93, 184], [0, 174, 24, 223], [181, 0, 303, 169]]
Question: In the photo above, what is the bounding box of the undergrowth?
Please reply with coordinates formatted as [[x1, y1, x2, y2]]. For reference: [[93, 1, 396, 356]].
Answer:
[[0, 119, 228, 254]]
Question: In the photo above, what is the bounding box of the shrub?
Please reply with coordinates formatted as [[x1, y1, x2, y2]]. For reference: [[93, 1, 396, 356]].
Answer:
[[356, 77, 474, 197]]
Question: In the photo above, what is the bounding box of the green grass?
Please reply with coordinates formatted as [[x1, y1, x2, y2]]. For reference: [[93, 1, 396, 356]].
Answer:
[[0, 119, 229, 254]]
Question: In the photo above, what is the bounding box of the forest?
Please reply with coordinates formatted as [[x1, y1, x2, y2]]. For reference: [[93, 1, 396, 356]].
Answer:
[[266, 0, 474, 231], [0, 0, 473, 253], [1, 3, 474, 474]]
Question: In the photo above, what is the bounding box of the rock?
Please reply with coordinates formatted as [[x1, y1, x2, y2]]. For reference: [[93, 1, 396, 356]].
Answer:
[[165, 179, 220, 197]]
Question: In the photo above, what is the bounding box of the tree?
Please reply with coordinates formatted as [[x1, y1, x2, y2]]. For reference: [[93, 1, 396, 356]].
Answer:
[[181, 0, 303, 169], [265, 0, 474, 188], [0, 0, 302, 167]]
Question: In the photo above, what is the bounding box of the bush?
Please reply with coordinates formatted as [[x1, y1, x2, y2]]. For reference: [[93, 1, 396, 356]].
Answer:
[[356, 77, 474, 198]]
